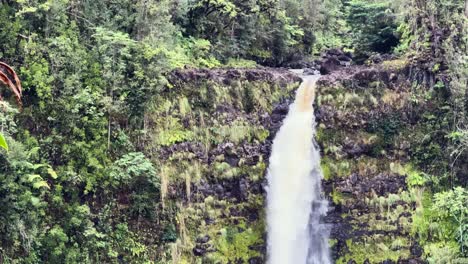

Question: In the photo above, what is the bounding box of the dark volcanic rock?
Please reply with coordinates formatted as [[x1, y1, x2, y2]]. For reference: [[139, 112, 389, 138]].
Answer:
[[317, 48, 353, 74], [334, 173, 407, 198], [320, 57, 342, 75], [193, 247, 206, 256], [248, 257, 263, 264], [410, 242, 423, 257], [196, 235, 211, 244], [169, 67, 301, 86]]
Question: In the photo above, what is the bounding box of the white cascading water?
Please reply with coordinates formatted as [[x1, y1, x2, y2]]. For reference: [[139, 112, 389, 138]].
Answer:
[[266, 76, 331, 264]]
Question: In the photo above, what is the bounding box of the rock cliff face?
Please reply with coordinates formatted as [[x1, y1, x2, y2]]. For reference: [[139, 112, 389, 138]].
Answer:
[[144, 63, 449, 263], [142, 68, 300, 263], [313, 59, 458, 263], [316, 62, 426, 264]]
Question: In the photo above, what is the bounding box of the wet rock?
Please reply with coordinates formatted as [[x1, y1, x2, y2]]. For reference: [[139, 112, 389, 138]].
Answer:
[[338, 54, 352, 62], [196, 235, 211, 244], [272, 102, 290, 116], [410, 242, 423, 257], [193, 247, 205, 256], [170, 68, 301, 85], [320, 57, 341, 75], [214, 184, 225, 196], [343, 141, 365, 157], [205, 217, 215, 225], [247, 208, 259, 222], [239, 178, 249, 198], [231, 179, 245, 202], [316, 48, 353, 74], [225, 153, 239, 167], [335, 173, 406, 199], [368, 53, 397, 64], [405, 259, 425, 264], [248, 257, 263, 264], [325, 48, 345, 57], [229, 207, 242, 217], [349, 173, 358, 185]]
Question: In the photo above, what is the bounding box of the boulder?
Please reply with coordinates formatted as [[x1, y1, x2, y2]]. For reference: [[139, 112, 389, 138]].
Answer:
[[320, 57, 341, 75]]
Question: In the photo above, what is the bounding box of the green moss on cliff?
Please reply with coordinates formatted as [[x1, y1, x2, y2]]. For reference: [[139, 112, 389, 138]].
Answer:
[[148, 74, 300, 263], [337, 237, 410, 263], [210, 222, 263, 263]]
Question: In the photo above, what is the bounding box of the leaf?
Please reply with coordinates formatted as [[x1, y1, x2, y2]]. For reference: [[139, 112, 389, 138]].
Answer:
[[0, 62, 22, 106], [27, 147, 41, 158], [47, 167, 58, 179], [27, 174, 42, 182], [33, 181, 50, 189], [32, 163, 47, 170], [30, 196, 40, 207], [0, 133, 8, 151]]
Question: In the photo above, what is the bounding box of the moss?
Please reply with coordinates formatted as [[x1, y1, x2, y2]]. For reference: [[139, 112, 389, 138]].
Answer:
[[321, 157, 351, 179], [381, 59, 407, 70], [178, 96, 192, 117], [213, 162, 240, 179], [411, 189, 434, 243], [319, 84, 346, 99], [315, 127, 342, 145], [321, 159, 332, 180], [424, 241, 461, 264], [244, 161, 266, 182], [152, 116, 194, 146], [253, 127, 270, 142], [331, 189, 344, 205], [404, 164, 428, 187], [341, 92, 365, 108], [337, 237, 410, 263], [206, 119, 265, 144], [369, 81, 384, 89], [209, 221, 263, 263]]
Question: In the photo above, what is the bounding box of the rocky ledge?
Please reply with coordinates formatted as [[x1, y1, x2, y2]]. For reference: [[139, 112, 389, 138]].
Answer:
[[315, 61, 435, 263]]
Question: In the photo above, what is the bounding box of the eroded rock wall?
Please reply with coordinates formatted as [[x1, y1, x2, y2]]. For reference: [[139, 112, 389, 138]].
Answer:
[[316, 61, 445, 264], [140, 63, 452, 263], [142, 68, 300, 263]]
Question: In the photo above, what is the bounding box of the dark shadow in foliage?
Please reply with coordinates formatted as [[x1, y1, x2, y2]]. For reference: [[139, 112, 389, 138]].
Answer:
[[345, 0, 400, 63]]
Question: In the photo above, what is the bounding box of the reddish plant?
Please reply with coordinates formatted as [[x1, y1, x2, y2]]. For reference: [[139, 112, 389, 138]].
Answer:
[[0, 62, 22, 106]]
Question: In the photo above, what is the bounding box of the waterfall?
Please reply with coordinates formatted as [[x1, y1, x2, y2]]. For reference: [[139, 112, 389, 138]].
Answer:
[[266, 76, 331, 264]]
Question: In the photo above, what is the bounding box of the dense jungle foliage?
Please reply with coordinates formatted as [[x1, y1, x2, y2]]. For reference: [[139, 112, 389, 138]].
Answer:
[[0, 0, 467, 263]]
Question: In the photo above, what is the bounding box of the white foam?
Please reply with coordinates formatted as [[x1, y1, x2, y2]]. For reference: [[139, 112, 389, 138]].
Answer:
[[266, 78, 331, 264]]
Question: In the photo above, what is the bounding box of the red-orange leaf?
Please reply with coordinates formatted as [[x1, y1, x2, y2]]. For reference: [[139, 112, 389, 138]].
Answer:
[[0, 62, 22, 106]]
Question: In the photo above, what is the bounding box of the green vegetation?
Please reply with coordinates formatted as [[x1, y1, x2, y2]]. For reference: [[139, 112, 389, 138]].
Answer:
[[0, 0, 466, 263], [345, 0, 400, 61], [337, 237, 410, 263], [0, 133, 7, 151], [433, 188, 468, 255], [212, 224, 263, 262]]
